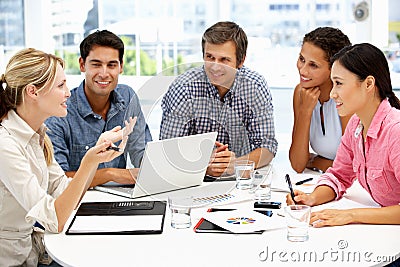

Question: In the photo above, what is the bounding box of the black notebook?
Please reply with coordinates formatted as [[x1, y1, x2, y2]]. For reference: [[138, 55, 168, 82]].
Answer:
[[66, 201, 166, 235]]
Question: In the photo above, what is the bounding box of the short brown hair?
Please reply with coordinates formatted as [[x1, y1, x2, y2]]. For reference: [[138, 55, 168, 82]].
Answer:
[[202, 21, 248, 67]]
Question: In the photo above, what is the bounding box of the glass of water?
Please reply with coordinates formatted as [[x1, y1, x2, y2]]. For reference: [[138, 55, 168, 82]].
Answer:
[[251, 168, 273, 201], [168, 196, 193, 229], [284, 205, 311, 242], [234, 160, 255, 190]]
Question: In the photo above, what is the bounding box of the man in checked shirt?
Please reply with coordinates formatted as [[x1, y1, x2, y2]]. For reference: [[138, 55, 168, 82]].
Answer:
[[160, 21, 278, 178]]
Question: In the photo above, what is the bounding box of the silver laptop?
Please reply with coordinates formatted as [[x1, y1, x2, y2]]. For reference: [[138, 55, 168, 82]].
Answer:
[[94, 132, 218, 198]]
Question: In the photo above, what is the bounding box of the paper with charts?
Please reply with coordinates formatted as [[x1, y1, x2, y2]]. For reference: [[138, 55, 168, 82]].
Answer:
[[202, 209, 285, 234]]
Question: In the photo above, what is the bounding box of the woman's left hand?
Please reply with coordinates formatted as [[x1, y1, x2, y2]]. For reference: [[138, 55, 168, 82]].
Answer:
[[310, 209, 354, 227], [96, 117, 137, 150]]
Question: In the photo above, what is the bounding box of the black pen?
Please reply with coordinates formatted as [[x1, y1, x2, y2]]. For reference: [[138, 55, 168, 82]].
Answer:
[[106, 146, 122, 152], [285, 174, 297, 204], [295, 177, 314, 185]]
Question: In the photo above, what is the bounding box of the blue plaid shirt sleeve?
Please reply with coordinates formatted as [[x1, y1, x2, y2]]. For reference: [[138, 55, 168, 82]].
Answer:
[[159, 82, 193, 140], [246, 76, 277, 155]]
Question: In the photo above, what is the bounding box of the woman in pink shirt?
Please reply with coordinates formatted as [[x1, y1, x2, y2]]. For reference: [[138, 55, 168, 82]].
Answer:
[[287, 43, 400, 227]]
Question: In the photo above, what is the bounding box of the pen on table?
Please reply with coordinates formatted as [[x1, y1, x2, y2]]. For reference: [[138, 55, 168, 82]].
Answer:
[[295, 177, 314, 185], [285, 174, 297, 204]]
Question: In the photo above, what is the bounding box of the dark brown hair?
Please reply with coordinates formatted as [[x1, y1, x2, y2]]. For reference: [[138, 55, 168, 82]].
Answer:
[[303, 27, 351, 66], [331, 43, 400, 109], [80, 30, 124, 63], [202, 21, 247, 67]]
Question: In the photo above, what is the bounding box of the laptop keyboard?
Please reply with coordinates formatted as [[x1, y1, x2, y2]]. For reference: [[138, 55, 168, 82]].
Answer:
[[116, 186, 135, 194]]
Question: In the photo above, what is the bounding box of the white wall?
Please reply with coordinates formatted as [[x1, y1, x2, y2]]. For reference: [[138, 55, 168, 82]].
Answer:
[[24, 0, 53, 52], [345, 0, 389, 48]]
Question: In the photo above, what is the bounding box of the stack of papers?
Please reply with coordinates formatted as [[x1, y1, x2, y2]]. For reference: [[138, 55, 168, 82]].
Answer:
[[193, 194, 235, 206], [202, 209, 285, 233]]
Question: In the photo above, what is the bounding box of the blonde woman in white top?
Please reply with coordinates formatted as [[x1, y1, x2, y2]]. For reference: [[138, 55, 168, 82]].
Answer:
[[0, 48, 135, 266]]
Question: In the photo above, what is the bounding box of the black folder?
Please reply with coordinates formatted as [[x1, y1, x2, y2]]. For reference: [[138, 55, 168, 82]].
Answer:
[[66, 201, 166, 235]]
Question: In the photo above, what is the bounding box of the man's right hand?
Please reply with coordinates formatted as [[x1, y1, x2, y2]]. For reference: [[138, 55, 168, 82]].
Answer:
[[111, 168, 137, 184]]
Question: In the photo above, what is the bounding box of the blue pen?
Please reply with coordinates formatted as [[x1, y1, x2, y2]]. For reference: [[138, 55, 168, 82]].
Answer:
[[285, 174, 297, 204]]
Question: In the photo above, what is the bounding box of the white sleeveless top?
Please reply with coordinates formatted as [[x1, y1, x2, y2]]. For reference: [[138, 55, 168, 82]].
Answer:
[[309, 98, 342, 160]]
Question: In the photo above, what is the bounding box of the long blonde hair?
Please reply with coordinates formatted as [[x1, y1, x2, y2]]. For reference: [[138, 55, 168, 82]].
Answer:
[[0, 48, 65, 165]]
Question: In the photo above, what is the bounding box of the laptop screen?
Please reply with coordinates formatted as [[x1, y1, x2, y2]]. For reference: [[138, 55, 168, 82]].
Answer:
[[94, 132, 218, 198]]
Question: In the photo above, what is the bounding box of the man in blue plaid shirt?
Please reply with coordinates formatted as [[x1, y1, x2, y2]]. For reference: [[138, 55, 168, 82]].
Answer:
[[160, 21, 278, 177]]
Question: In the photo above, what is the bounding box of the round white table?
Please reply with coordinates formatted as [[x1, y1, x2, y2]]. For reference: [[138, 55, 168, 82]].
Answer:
[[44, 176, 400, 267]]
